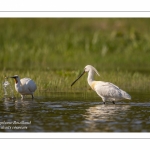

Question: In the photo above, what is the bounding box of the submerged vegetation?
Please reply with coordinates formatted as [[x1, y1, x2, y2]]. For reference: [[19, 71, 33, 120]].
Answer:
[[1, 18, 150, 98]]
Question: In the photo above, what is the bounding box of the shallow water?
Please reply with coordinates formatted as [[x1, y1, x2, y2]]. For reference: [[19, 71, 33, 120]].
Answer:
[[0, 91, 150, 132]]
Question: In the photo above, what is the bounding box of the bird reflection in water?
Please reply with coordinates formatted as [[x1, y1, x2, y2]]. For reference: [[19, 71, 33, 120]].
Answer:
[[3, 98, 37, 112], [83, 104, 131, 131]]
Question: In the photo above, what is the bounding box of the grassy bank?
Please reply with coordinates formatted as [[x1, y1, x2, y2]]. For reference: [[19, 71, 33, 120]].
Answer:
[[1, 70, 150, 98], [1, 18, 150, 97]]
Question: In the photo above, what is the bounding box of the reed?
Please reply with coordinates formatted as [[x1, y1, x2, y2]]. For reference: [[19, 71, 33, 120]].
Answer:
[[1, 70, 150, 99]]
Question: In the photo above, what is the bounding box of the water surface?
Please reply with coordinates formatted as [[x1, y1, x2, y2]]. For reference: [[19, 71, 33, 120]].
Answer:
[[0, 91, 150, 132]]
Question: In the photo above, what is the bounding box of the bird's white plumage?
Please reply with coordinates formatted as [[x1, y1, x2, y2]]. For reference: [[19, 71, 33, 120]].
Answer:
[[93, 81, 131, 102], [71, 65, 131, 104], [10, 75, 37, 99]]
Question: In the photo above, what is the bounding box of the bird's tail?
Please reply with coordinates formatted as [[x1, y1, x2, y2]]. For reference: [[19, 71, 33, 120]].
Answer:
[[121, 90, 131, 100]]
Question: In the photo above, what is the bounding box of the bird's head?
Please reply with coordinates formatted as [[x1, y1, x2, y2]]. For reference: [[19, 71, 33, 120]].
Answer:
[[84, 65, 100, 76], [10, 75, 19, 84], [71, 65, 100, 87]]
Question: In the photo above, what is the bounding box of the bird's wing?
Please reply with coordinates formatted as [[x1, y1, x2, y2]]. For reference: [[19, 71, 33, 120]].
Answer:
[[20, 78, 31, 85], [21, 78, 37, 92], [94, 81, 123, 99], [27, 80, 37, 92]]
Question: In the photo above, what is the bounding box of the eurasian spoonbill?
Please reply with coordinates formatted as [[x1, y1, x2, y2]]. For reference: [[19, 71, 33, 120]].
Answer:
[[71, 65, 131, 104], [10, 75, 37, 99]]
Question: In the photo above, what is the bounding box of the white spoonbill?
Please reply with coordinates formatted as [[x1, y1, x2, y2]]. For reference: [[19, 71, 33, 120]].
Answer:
[[71, 65, 131, 104], [10, 75, 37, 99]]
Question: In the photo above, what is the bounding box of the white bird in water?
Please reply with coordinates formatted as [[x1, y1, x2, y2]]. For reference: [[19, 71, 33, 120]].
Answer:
[[71, 65, 131, 104], [10, 75, 37, 100]]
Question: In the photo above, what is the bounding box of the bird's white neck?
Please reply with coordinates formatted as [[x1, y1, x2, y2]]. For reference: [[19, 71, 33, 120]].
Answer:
[[15, 79, 22, 92], [87, 70, 95, 86]]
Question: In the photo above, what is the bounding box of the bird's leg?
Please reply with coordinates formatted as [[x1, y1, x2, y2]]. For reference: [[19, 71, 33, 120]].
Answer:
[[21, 95, 24, 100], [32, 94, 34, 99], [112, 101, 115, 104], [102, 98, 106, 104]]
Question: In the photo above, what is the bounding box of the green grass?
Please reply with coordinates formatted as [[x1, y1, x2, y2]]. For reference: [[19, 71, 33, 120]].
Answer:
[[1, 70, 150, 98], [1, 18, 150, 97]]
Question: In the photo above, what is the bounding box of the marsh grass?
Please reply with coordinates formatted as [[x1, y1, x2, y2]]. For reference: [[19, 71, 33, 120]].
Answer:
[[1, 18, 150, 98], [1, 69, 150, 99]]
